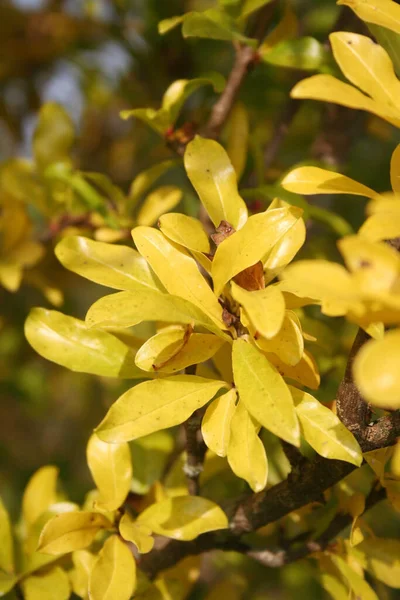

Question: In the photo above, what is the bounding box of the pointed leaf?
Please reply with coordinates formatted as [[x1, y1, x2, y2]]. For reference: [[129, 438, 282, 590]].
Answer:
[[25, 308, 144, 379], [231, 282, 285, 339], [85, 290, 230, 341], [281, 166, 377, 198], [265, 350, 320, 390], [132, 226, 224, 326], [262, 37, 326, 70], [232, 339, 300, 445], [0, 497, 13, 573], [290, 387, 362, 466], [227, 400, 268, 492], [86, 434, 132, 512], [137, 186, 183, 227], [55, 236, 161, 292], [22, 466, 58, 528], [353, 329, 400, 409], [264, 218, 306, 284], [88, 535, 136, 600], [184, 136, 248, 229], [37, 512, 112, 555], [201, 388, 237, 457], [212, 207, 302, 296], [339, 0, 400, 36], [21, 566, 70, 600], [138, 496, 228, 540], [96, 376, 227, 443], [119, 513, 154, 554], [161, 75, 225, 124], [158, 213, 210, 253], [158, 15, 185, 35], [254, 311, 304, 366], [182, 9, 257, 45], [135, 326, 189, 372], [147, 333, 225, 374]]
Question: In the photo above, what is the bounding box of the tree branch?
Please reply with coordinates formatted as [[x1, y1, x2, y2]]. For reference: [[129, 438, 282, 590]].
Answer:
[[183, 408, 207, 496]]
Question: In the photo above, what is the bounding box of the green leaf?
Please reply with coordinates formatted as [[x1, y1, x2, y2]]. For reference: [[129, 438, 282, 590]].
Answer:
[[230, 282, 285, 339], [129, 160, 178, 209], [368, 22, 400, 76], [201, 388, 237, 457], [86, 434, 132, 512], [37, 512, 112, 555], [158, 213, 210, 253], [158, 15, 185, 35], [22, 466, 59, 529], [55, 236, 162, 292], [232, 339, 300, 445], [96, 376, 227, 443], [33, 103, 74, 170], [88, 535, 136, 600], [330, 554, 379, 600], [358, 538, 400, 588], [290, 387, 362, 466], [85, 289, 230, 341], [130, 431, 174, 495], [132, 226, 224, 327], [227, 400, 268, 492], [184, 136, 248, 229], [138, 496, 228, 540], [262, 37, 326, 70], [137, 187, 183, 227], [21, 566, 70, 600], [0, 497, 13, 574], [25, 308, 146, 379], [119, 514, 154, 554], [182, 9, 257, 45], [240, 0, 274, 19], [212, 206, 302, 298]]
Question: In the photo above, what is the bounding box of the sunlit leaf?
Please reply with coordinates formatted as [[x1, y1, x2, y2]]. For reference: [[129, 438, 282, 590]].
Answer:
[[25, 308, 145, 379], [262, 37, 326, 70], [212, 207, 302, 296], [86, 434, 132, 512], [231, 282, 285, 339], [254, 311, 304, 366], [158, 213, 210, 253], [138, 496, 228, 540], [184, 136, 248, 229], [353, 328, 400, 409], [182, 9, 257, 45], [137, 187, 183, 227], [232, 339, 300, 445], [290, 387, 362, 466], [339, 0, 400, 36], [55, 236, 162, 292], [158, 15, 185, 35], [265, 349, 320, 389], [201, 388, 237, 457], [263, 217, 306, 284], [359, 538, 400, 588], [281, 166, 377, 198], [119, 513, 154, 554], [22, 466, 58, 529], [37, 512, 112, 555], [0, 497, 13, 573], [96, 376, 227, 443], [359, 212, 400, 242], [148, 333, 225, 374], [135, 326, 189, 372], [21, 566, 70, 600], [132, 226, 224, 327], [88, 535, 136, 600], [227, 400, 268, 492]]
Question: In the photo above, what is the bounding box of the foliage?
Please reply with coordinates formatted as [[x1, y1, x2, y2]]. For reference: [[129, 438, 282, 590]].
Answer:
[[2, 0, 400, 599]]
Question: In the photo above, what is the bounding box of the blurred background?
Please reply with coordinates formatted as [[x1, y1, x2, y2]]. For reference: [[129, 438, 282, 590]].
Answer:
[[1, 1, 400, 598]]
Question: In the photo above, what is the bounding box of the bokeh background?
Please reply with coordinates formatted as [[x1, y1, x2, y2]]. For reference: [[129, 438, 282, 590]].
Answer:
[[1, 1, 400, 598]]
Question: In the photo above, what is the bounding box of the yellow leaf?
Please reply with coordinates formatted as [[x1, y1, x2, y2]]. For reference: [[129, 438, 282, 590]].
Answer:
[[291, 387, 362, 466], [0, 497, 13, 573], [359, 212, 400, 242], [227, 400, 268, 492], [152, 333, 225, 374], [353, 328, 400, 409], [266, 349, 320, 389], [231, 282, 285, 339], [0, 263, 22, 292], [55, 236, 162, 292], [330, 32, 400, 107], [119, 513, 154, 554], [291, 74, 400, 127], [137, 186, 183, 227], [137, 496, 228, 540], [264, 218, 306, 284], [232, 339, 300, 445], [281, 165, 377, 198], [339, 0, 400, 36], [86, 434, 132, 512], [226, 102, 249, 181], [22, 466, 59, 529], [158, 213, 210, 253], [130, 431, 174, 495], [212, 207, 302, 297], [201, 388, 237, 457], [358, 537, 400, 589], [391, 441, 400, 477], [129, 160, 178, 208], [37, 511, 112, 555], [21, 566, 70, 600], [0, 573, 17, 596], [391, 144, 400, 194], [85, 290, 230, 341], [135, 325, 188, 372], [184, 136, 248, 229], [96, 376, 227, 443], [212, 343, 234, 384], [254, 311, 304, 366], [363, 447, 392, 483], [132, 226, 224, 327], [70, 550, 96, 599], [88, 535, 136, 600], [25, 308, 145, 379], [330, 554, 379, 600]]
